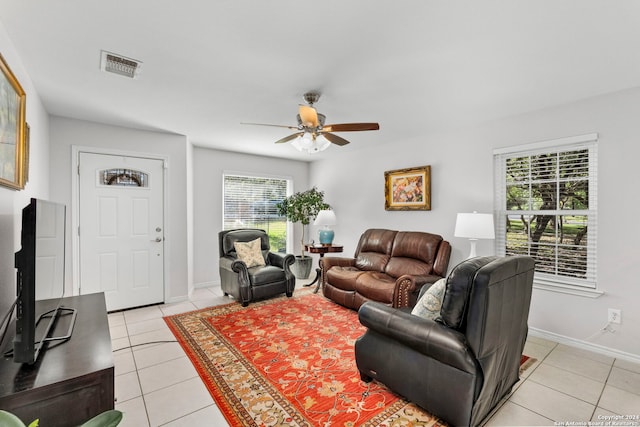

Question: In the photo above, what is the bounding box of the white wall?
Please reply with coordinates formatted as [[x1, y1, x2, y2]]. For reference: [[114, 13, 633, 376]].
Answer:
[[310, 128, 496, 263], [48, 117, 191, 303], [0, 22, 50, 322], [192, 147, 309, 287], [311, 87, 640, 358]]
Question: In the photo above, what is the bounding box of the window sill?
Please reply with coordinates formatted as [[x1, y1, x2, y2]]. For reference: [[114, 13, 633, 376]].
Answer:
[[533, 281, 604, 298]]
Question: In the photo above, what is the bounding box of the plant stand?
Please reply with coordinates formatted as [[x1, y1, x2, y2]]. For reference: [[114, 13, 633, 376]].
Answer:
[[303, 244, 344, 293]]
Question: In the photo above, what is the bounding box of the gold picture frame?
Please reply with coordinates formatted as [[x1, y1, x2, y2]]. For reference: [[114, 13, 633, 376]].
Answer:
[[384, 165, 431, 211], [22, 123, 30, 185], [0, 53, 27, 190]]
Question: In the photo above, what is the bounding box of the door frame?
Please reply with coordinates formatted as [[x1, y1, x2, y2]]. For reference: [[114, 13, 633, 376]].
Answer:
[[71, 145, 169, 301]]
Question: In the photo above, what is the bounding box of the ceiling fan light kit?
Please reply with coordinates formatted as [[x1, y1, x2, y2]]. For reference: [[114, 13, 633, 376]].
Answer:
[[291, 133, 331, 153], [242, 91, 379, 154]]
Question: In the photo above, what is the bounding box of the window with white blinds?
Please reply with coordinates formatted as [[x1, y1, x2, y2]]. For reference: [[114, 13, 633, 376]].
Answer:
[[223, 173, 290, 253], [494, 134, 598, 292]]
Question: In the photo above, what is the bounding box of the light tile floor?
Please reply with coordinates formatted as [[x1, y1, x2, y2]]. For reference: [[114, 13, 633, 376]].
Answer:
[[108, 283, 640, 426]]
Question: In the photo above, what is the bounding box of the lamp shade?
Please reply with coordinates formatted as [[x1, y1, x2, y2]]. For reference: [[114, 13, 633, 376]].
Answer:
[[314, 210, 337, 226], [454, 212, 495, 239]]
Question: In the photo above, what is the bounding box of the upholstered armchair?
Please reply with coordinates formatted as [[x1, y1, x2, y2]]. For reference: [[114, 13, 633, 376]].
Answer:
[[219, 229, 295, 306], [355, 256, 535, 426]]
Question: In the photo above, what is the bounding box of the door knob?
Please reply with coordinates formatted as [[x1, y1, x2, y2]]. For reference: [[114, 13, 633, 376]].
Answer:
[[151, 237, 162, 242]]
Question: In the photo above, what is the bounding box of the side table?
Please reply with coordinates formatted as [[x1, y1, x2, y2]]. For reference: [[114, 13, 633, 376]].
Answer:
[[303, 244, 344, 293]]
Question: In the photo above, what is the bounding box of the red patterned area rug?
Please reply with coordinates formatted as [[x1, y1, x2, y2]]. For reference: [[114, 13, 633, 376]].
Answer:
[[164, 289, 533, 427]]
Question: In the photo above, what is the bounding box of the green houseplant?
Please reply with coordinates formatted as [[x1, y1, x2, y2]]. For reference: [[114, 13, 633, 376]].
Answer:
[[276, 187, 330, 278]]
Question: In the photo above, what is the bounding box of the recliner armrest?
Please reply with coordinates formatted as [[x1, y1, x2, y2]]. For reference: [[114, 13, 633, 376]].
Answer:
[[358, 302, 479, 375], [395, 273, 443, 288], [219, 256, 251, 276], [392, 274, 442, 307], [320, 256, 356, 271], [219, 255, 240, 271], [268, 252, 295, 269]]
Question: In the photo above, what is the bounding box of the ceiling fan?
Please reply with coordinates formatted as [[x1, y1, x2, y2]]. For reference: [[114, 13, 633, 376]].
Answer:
[[242, 91, 379, 153]]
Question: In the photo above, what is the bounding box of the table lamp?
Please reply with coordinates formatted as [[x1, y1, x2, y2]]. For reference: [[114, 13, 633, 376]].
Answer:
[[314, 210, 337, 245], [454, 212, 495, 259]]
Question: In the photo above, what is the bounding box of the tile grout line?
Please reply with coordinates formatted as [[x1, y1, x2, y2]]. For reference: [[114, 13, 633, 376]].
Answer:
[[523, 343, 612, 413], [589, 358, 617, 421], [127, 317, 153, 427]]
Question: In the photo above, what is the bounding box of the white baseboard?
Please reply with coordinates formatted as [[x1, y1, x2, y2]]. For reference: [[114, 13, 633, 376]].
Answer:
[[529, 327, 640, 364], [193, 280, 220, 289], [163, 282, 222, 305], [164, 295, 188, 305]]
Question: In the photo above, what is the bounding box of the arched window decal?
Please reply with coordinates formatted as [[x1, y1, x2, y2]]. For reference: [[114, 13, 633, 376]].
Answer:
[[100, 169, 148, 187]]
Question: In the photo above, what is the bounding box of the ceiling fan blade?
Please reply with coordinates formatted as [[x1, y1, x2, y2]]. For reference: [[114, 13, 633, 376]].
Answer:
[[322, 132, 351, 146], [322, 123, 380, 132], [274, 132, 303, 144], [298, 105, 319, 128], [241, 122, 299, 130]]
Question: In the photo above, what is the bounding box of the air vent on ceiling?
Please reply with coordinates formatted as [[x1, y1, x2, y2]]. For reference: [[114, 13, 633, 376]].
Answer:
[[100, 50, 142, 79]]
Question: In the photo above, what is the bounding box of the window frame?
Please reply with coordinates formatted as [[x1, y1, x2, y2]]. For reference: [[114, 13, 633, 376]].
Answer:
[[493, 133, 601, 297], [222, 171, 292, 254]]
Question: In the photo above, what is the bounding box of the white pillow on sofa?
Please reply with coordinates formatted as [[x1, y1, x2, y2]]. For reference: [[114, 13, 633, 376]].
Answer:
[[411, 278, 446, 320], [234, 238, 266, 268]]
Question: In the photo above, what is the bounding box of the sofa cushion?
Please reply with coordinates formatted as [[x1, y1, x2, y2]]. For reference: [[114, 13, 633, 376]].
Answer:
[[383, 231, 441, 277], [354, 229, 397, 272], [325, 267, 365, 291], [355, 252, 392, 272], [411, 278, 446, 320], [391, 231, 442, 264], [357, 229, 397, 254], [250, 265, 286, 285], [385, 257, 433, 278], [234, 238, 266, 268], [355, 272, 396, 305]]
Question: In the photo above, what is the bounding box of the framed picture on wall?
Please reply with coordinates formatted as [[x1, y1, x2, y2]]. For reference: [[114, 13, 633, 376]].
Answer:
[[0, 53, 27, 190], [384, 165, 431, 211]]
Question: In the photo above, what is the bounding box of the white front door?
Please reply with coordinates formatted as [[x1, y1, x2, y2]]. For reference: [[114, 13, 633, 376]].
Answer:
[[79, 152, 165, 311]]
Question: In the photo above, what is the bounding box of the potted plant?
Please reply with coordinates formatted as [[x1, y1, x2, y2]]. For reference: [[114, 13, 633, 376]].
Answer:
[[276, 187, 330, 279]]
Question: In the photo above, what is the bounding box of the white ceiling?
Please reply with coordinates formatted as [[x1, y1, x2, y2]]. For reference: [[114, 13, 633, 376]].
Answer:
[[2, 1, 640, 161]]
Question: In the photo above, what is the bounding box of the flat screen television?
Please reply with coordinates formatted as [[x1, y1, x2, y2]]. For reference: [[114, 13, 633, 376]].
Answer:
[[13, 198, 76, 364]]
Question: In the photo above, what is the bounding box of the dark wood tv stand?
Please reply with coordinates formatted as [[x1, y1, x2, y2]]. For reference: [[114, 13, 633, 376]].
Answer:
[[0, 293, 114, 426]]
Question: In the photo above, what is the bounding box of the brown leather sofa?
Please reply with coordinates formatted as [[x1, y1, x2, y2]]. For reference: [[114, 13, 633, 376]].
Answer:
[[355, 256, 535, 426], [320, 229, 451, 310]]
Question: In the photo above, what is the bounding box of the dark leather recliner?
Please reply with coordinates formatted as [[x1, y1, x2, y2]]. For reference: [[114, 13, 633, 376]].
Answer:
[[219, 229, 295, 306], [355, 256, 535, 426]]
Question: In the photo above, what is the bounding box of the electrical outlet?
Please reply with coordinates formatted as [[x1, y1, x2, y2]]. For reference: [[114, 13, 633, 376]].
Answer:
[[608, 308, 621, 324]]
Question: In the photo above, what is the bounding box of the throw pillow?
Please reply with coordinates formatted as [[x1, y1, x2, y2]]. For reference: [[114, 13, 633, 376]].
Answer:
[[234, 238, 266, 268], [411, 278, 446, 320]]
